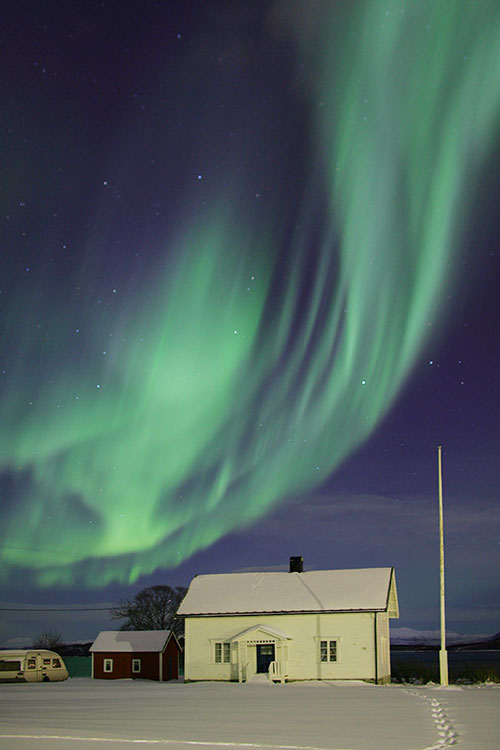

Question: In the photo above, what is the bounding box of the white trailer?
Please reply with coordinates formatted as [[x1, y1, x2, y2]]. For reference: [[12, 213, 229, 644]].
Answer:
[[0, 649, 69, 683]]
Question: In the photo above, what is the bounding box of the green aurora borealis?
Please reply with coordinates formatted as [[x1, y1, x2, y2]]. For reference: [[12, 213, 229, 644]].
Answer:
[[2, 0, 500, 586]]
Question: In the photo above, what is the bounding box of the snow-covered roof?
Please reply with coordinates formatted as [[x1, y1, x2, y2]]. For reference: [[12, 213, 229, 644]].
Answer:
[[177, 568, 397, 616], [90, 630, 174, 653]]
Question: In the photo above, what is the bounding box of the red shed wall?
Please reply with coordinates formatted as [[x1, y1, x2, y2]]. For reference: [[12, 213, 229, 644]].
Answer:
[[93, 651, 159, 680], [161, 637, 180, 680], [134, 651, 160, 680], [93, 652, 132, 680]]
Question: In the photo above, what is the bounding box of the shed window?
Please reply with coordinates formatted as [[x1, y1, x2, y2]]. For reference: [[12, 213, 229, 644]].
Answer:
[[132, 659, 141, 673], [214, 642, 230, 663], [319, 639, 338, 662], [103, 658, 113, 673]]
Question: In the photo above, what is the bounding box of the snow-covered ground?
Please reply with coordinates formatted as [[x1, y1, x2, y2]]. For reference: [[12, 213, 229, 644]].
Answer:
[[0, 677, 498, 750]]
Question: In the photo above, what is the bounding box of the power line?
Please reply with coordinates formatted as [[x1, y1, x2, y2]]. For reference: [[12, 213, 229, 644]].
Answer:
[[0, 607, 113, 612]]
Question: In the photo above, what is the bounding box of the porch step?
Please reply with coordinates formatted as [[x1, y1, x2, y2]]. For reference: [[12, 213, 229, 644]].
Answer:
[[247, 673, 269, 683]]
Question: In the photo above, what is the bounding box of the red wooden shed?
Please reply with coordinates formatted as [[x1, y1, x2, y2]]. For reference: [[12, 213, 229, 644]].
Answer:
[[90, 630, 181, 681]]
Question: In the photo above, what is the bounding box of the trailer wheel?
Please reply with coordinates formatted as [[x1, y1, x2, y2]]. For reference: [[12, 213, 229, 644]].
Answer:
[[43, 675, 49, 682]]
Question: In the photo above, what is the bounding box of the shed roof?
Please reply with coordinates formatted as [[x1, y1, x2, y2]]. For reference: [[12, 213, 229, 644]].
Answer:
[[90, 630, 174, 653], [177, 568, 398, 616]]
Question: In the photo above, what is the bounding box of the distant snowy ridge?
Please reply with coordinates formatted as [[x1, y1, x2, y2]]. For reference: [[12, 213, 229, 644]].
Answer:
[[0, 637, 92, 649], [390, 627, 491, 645], [2, 629, 496, 650], [0, 637, 34, 649]]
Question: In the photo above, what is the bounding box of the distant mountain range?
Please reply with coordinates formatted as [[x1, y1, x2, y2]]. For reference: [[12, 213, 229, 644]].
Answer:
[[390, 627, 500, 649]]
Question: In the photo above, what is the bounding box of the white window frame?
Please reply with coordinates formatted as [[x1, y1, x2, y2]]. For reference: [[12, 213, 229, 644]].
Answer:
[[316, 637, 340, 663], [212, 641, 231, 664], [103, 658, 113, 673], [132, 658, 141, 673]]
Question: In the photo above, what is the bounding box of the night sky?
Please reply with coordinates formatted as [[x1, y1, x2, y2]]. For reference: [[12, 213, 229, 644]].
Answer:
[[1, 0, 499, 645]]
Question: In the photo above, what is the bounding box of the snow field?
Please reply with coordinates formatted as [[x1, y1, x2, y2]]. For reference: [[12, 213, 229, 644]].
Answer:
[[403, 688, 458, 748], [0, 678, 498, 750]]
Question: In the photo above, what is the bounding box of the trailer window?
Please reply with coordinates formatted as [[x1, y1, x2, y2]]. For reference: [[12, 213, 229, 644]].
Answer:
[[52, 658, 62, 668], [27, 657, 36, 669], [43, 658, 51, 665], [0, 660, 21, 671]]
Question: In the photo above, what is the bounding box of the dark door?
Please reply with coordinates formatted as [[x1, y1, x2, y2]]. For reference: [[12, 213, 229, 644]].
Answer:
[[256, 644, 275, 673]]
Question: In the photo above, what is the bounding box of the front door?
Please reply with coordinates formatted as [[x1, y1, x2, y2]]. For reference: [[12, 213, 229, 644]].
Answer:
[[256, 644, 275, 673]]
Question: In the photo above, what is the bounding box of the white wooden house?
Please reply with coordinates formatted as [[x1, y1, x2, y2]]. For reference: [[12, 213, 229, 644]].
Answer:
[[177, 560, 398, 684]]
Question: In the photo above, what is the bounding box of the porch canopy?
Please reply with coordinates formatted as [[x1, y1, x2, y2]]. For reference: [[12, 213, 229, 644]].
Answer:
[[228, 624, 292, 682], [229, 624, 292, 645]]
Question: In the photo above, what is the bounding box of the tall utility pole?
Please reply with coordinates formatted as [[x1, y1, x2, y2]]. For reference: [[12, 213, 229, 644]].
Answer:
[[437, 445, 449, 686]]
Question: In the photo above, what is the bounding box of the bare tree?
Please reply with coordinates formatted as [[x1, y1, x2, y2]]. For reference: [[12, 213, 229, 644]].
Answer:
[[32, 630, 65, 651], [110, 585, 187, 636]]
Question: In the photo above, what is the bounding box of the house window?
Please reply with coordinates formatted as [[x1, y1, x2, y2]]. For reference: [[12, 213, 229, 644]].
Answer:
[[103, 658, 113, 673], [132, 659, 141, 673], [319, 639, 338, 662], [214, 642, 230, 663]]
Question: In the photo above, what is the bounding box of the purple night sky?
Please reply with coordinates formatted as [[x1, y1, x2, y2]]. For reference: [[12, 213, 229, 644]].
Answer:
[[1, 0, 499, 644]]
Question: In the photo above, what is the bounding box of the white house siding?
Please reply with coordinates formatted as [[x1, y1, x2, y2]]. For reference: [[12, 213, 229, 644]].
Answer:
[[184, 611, 384, 683], [375, 612, 391, 683]]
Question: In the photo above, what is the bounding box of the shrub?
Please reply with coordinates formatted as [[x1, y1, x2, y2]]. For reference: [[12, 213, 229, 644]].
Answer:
[[32, 630, 65, 652], [392, 660, 500, 684], [452, 665, 500, 684], [392, 661, 439, 684]]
